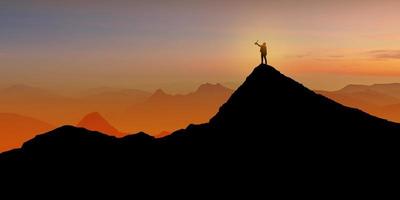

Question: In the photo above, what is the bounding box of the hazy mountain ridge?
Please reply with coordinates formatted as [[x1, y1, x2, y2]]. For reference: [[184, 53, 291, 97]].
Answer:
[[119, 83, 233, 134], [0, 113, 54, 152], [318, 83, 400, 122]]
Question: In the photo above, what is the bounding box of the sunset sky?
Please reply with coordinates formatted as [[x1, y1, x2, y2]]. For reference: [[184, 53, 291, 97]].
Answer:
[[2, 0, 400, 92]]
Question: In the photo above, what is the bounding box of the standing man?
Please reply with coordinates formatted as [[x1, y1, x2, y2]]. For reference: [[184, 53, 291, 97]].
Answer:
[[254, 40, 267, 64]]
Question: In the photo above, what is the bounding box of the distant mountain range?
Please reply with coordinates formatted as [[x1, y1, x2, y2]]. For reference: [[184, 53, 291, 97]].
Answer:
[[119, 83, 233, 134], [0, 85, 152, 126], [338, 83, 400, 98], [317, 83, 400, 122], [0, 83, 233, 152]]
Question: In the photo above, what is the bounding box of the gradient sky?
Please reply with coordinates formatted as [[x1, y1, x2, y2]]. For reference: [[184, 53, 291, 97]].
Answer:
[[1, 0, 400, 93]]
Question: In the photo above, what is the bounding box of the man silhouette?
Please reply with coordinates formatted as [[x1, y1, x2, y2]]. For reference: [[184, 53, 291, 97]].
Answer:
[[254, 40, 267, 64]]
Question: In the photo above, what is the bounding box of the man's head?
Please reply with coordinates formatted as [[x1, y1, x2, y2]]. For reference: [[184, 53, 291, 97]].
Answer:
[[263, 42, 266, 46]]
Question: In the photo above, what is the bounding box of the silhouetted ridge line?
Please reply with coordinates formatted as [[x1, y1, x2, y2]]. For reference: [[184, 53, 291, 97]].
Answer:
[[2, 64, 400, 168]]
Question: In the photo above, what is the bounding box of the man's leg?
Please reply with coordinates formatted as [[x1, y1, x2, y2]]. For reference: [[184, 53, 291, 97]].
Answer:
[[261, 54, 263, 64], [264, 55, 267, 65]]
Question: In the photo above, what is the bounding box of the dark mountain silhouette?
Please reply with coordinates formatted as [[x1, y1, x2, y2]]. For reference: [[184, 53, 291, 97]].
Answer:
[[2, 64, 400, 182], [160, 65, 400, 153], [77, 112, 125, 137]]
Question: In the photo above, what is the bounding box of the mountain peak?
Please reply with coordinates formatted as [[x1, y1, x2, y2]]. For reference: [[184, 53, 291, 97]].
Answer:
[[209, 64, 398, 133], [77, 112, 124, 136], [81, 112, 102, 119], [152, 89, 168, 96], [147, 89, 171, 102]]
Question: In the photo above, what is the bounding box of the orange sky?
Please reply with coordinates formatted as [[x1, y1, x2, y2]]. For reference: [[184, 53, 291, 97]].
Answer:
[[1, 0, 400, 92]]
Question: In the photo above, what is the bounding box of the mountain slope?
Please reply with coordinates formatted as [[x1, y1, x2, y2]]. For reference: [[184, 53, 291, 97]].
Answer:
[[161, 64, 400, 152], [210, 65, 398, 132]]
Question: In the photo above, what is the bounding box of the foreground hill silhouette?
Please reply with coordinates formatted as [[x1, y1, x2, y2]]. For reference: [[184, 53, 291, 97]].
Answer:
[[2, 64, 400, 168]]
